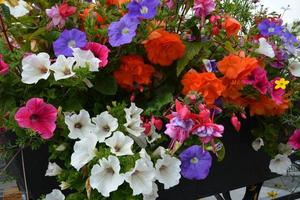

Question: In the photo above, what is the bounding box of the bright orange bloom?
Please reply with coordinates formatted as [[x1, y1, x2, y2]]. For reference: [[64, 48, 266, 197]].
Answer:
[[248, 95, 289, 116], [106, 0, 130, 6], [220, 77, 246, 104], [181, 71, 225, 105], [144, 29, 185, 67], [113, 55, 155, 91], [217, 54, 258, 80], [224, 16, 241, 37], [80, 8, 104, 24]]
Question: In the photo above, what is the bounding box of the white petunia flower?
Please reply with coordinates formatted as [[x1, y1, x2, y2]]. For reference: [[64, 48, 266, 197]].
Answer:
[[71, 134, 97, 171], [45, 162, 62, 177], [21, 53, 51, 84], [288, 60, 300, 77], [143, 182, 159, 200], [45, 189, 65, 200], [50, 55, 76, 80], [92, 111, 118, 143], [59, 181, 70, 190], [4, 0, 30, 18], [124, 150, 155, 195], [146, 124, 161, 144], [124, 103, 143, 121], [252, 137, 264, 151], [90, 156, 124, 197], [124, 119, 145, 137], [105, 131, 134, 156], [269, 154, 292, 175], [65, 110, 95, 140], [72, 48, 100, 72], [255, 38, 275, 58], [278, 143, 293, 156], [155, 154, 181, 189]]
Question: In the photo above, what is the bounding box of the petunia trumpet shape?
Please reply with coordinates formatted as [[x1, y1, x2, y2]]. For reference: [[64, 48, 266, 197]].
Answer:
[[15, 98, 57, 139]]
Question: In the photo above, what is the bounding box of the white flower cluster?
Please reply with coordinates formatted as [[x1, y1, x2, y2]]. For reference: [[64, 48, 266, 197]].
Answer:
[[288, 49, 300, 77], [21, 48, 100, 84], [53, 103, 182, 199]]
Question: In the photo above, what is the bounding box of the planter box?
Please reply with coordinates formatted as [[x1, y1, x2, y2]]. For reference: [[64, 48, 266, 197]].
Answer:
[[3, 119, 276, 199]]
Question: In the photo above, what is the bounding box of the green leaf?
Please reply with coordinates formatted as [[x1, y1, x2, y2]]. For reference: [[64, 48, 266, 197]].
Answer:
[[176, 41, 201, 76], [28, 27, 46, 40], [95, 74, 118, 95], [224, 41, 235, 53]]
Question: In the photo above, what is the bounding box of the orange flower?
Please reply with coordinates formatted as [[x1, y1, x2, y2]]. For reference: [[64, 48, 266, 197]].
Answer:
[[217, 54, 258, 80], [106, 0, 130, 6], [248, 95, 289, 116], [80, 8, 104, 24], [221, 77, 245, 102], [224, 16, 241, 37], [113, 55, 155, 91], [181, 71, 225, 105], [144, 29, 185, 67]]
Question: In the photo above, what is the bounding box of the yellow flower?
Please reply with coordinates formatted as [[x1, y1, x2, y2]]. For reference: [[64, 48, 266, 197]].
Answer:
[[275, 78, 289, 90], [0, 0, 4, 4], [267, 191, 278, 199]]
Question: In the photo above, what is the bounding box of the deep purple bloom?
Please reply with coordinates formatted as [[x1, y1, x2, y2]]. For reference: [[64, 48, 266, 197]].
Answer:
[[53, 29, 87, 57], [258, 19, 283, 37], [127, 0, 160, 19], [271, 48, 288, 68], [179, 145, 212, 180], [108, 15, 140, 47]]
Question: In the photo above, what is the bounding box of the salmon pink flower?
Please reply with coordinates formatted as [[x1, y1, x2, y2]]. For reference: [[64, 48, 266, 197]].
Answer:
[[288, 129, 300, 150], [15, 98, 58, 139]]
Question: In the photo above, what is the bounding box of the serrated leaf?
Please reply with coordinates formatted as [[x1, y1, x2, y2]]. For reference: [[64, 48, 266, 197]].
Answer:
[[95, 74, 118, 95], [176, 41, 201, 76]]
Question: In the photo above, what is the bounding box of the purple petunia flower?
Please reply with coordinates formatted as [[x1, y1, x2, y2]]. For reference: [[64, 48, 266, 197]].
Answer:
[[271, 48, 288, 68], [281, 31, 299, 54], [179, 145, 212, 180], [127, 0, 160, 19], [53, 29, 87, 57], [108, 15, 140, 47], [258, 19, 283, 37]]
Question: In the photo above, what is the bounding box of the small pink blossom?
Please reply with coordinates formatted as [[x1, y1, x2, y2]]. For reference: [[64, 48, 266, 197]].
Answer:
[[0, 55, 9, 75], [165, 0, 175, 9], [46, 3, 76, 29], [193, 0, 216, 18], [288, 129, 300, 150], [15, 98, 58, 139], [83, 42, 110, 68], [230, 113, 241, 132]]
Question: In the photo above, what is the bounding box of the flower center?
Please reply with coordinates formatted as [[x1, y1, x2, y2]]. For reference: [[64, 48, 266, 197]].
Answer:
[[122, 28, 130, 35], [39, 66, 48, 74], [159, 165, 167, 172], [74, 122, 82, 129], [102, 124, 110, 132], [30, 114, 39, 121], [190, 157, 199, 164], [268, 27, 275, 33], [105, 167, 115, 175], [114, 145, 121, 152], [68, 40, 76, 48], [63, 67, 71, 75], [140, 6, 148, 14]]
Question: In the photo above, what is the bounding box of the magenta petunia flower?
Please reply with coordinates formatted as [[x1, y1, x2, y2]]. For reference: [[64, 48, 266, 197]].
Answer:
[[269, 77, 285, 104], [179, 145, 212, 180], [83, 42, 110, 68], [15, 98, 58, 139], [193, 0, 216, 18], [0, 54, 9, 75], [288, 129, 300, 150], [243, 67, 269, 95], [53, 28, 87, 57]]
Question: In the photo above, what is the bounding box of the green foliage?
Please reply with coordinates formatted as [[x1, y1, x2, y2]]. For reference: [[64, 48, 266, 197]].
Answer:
[[95, 74, 118, 95]]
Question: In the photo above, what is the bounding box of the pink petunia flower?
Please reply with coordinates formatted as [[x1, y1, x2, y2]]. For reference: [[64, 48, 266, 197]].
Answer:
[[269, 77, 285, 104], [193, 0, 216, 18], [288, 129, 300, 150], [15, 98, 58, 139], [83, 42, 110, 68], [243, 67, 269, 95], [0, 54, 9, 75], [46, 2, 76, 29]]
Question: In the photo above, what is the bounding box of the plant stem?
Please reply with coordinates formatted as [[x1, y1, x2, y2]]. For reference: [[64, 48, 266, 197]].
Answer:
[[0, 14, 13, 52]]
